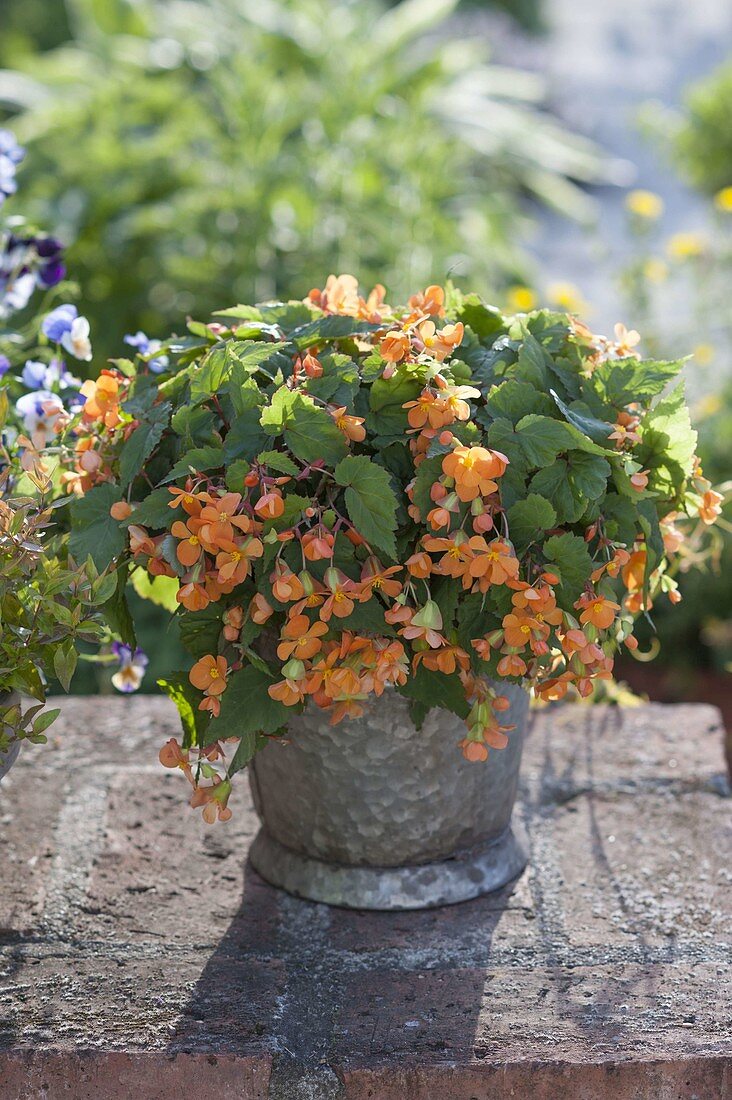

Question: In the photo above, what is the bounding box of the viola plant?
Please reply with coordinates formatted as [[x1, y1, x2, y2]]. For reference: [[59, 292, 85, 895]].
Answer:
[[61, 274, 720, 821]]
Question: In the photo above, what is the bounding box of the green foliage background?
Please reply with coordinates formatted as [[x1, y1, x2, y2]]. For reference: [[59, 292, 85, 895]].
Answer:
[[1, 0, 604, 362]]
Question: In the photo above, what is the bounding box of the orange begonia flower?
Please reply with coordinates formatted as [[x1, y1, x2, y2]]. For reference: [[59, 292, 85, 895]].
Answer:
[[277, 615, 329, 661], [576, 594, 621, 630], [416, 320, 464, 362], [330, 405, 366, 443], [442, 446, 508, 502], [699, 488, 723, 525], [189, 654, 228, 695], [380, 331, 410, 363]]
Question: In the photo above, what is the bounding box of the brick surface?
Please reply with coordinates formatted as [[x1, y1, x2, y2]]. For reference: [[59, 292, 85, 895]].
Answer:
[[0, 698, 730, 1099]]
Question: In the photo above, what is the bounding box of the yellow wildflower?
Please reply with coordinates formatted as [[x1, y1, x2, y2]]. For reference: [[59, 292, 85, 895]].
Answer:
[[667, 233, 705, 260], [625, 190, 664, 219], [506, 286, 537, 312], [714, 186, 732, 213]]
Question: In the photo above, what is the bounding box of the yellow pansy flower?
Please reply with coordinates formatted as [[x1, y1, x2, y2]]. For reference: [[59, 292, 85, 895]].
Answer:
[[625, 190, 664, 219]]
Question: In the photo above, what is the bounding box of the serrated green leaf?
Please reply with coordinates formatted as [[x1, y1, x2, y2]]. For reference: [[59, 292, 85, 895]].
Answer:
[[123, 487, 173, 530], [368, 372, 422, 437], [161, 445, 224, 483], [481, 379, 555, 426], [398, 665, 470, 718], [334, 454, 398, 558], [288, 315, 381, 349], [543, 532, 593, 603], [506, 494, 557, 551], [550, 390, 613, 444], [515, 413, 608, 465], [262, 388, 347, 466], [256, 450, 299, 476], [119, 404, 170, 489], [589, 357, 685, 408], [177, 605, 222, 659], [205, 664, 292, 756], [69, 483, 125, 571]]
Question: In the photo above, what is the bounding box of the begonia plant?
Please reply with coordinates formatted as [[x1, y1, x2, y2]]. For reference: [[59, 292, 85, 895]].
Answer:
[[60, 274, 721, 822]]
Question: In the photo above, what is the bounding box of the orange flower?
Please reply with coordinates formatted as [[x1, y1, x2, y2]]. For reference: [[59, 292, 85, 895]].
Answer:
[[223, 605, 244, 641], [405, 551, 432, 578], [171, 517, 204, 567], [128, 524, 157, 557], [168, 485, 204, 516], [320, 569, 358, 622], [398, 600, 444, 649], [301, 527, 335, 561], [630, 469, 649, 491], [423, 533, 473, 579], [249, 592, 274, 624], [360, 557, 402, 599], [330, 405, 366, 443], [442, 446, 508, 502], [271, 562, 306, 602], [621, 550, 646, 593], [699, 488, 723, 525], [190, 778, 233, 824], [576, 593, 620, 630], [79, 371, 122, 428], [308, 273, 360, 315], [380, 330, 410, 363], [277, 615, 329, 660], [416, 320, 464, 362], [408, 284, 445, 317], [496, 654, 528, 677], [501, 612, 535, 649], [254, 491, 285, 520], [417, 645, 470, 675], [466, 537, 520, 589], [177, 582, 211, 611], [189, 654, 228, 695], [215, 536, 263, 584], [158, 738, 193, 783]]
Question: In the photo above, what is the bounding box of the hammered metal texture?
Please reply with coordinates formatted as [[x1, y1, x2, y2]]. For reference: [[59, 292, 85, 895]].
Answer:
[[249, 818, 529, 910], [248, 682, 529, 867]]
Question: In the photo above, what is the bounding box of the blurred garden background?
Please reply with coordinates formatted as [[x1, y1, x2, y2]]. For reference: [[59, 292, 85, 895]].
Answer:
[[1, 0, 730, 715]]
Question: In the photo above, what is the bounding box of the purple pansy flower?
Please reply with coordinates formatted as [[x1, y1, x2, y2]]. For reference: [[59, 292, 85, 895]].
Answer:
[[0, 355, 10, 378], [124, 330, 169, 374], [111, 643, 149, 693], [41, 303, 78, 342]]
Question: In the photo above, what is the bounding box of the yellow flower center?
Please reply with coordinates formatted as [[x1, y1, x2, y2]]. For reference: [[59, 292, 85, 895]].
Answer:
[[188, 535, 199, 546], [210, 668, 220, 680]]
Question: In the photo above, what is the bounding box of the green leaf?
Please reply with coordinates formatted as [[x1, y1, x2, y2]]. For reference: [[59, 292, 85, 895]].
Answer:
[[177, 605, 222, 659], [543, 532, 593, 603], [408, 454, 442, 521], [69, 483, 125, 571], [170, 403, 216, 446], [529, 460, 576, 523], [515, 413, 608, 465], [398, 665, 470, 719], [550, 390, 613, 444], [206, 664, 292, 757], [455, 294, 506, 341], [637, 383, 697, 495], [256, 450, 299, 476], [368, 372, 422, 437], [481, 379, 555, 426], [334, 454, 398, 558], [262, 388, 347, 466], [589, 357, 685, 408], [123, 487, 173, 530], [102, 563, 136, 648], [158, 673, 210, 750], [131, 569, 179, 612], [190, 341, 286, 402], [225, 459, 251, 492], [161, 445, 224, 483], [53, 641, 78, 692], [515, 333, 550, 389], [119, 404, 170, 489], [506, 494, 557, 551], [288, 315, 381, 350]]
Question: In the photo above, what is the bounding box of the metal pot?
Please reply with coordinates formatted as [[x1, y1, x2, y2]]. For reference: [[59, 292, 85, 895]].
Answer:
[[0, 692, 21, 782], [248, 682, 529, 909]]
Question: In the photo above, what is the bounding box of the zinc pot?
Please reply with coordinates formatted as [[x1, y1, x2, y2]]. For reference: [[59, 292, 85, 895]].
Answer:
[[248, 682, 529, 910]]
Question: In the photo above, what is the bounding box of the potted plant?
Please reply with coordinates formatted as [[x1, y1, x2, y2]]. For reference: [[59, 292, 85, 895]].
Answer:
[[60, 274, 721, 908]]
